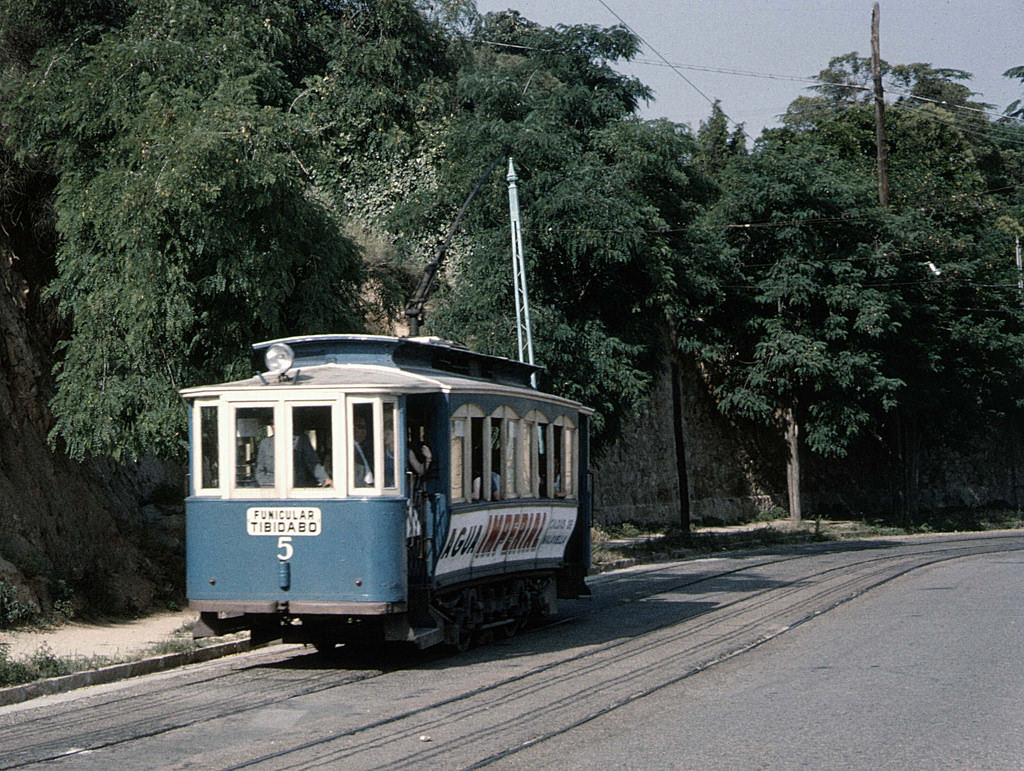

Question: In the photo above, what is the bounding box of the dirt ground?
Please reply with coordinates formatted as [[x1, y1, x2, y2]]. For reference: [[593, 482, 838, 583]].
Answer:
[[0, 609, 198, 663]]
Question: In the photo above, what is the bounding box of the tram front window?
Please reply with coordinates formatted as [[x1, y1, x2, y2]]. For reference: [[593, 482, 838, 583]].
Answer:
[[383, 406, 396, 488], [292, 405, 332, 489], [199, 405, 219, 489], [236, 407, 274, 487], [352, 403, 375, 488]]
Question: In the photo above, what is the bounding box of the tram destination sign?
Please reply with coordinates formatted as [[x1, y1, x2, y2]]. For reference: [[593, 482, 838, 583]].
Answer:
[[246, 507, 322, 536]]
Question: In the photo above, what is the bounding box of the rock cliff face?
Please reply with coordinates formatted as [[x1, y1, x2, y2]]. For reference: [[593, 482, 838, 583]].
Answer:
[[593, 356, 1024, 528], [591, 359, 779, 527], [0, 245, 181, 621]]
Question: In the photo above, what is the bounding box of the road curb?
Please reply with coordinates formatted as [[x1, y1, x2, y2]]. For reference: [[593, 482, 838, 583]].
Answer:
[[0, 638, 251, 707]]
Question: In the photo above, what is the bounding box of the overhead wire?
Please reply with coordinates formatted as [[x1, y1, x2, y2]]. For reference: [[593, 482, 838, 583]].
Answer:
[[474, 3, 1024, 142], [468, 5, 1024, 312], [591, 0, 751, 139]]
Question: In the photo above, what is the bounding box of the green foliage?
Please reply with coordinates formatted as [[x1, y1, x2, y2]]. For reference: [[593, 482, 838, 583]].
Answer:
[[695, 101, 746, 179], [692, 127, 903, 457], [3, 0, 466, 460], [0, 645, 33, 687], [696, 57, 1024, 489], [0, 579, 36, 629], [0, 643, 112, 687], [392, 14, 712, 443], [1005, 65, 1024, 118], [3, 0, 1024, 487], [25, 643, 74, 679]]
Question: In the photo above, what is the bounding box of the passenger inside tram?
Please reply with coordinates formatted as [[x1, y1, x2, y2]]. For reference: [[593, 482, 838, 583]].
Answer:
[[352, 407, 374, 486]]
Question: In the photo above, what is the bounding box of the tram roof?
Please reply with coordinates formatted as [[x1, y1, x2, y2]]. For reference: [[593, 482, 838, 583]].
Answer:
[[180, 334, 590, 412]]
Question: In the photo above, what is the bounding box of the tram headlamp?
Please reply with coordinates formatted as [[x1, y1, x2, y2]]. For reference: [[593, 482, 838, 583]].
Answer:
[[265, 342, 295, 375]]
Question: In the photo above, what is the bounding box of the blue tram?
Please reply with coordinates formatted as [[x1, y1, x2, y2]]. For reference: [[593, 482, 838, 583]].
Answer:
[[182, 334, 591, 650]]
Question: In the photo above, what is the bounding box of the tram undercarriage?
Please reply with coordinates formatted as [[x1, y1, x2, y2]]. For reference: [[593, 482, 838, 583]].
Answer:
[[192, 572, 559, 653]]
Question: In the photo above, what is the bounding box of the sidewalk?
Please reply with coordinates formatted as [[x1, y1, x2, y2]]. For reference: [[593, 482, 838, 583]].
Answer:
[[0, 609, 198, 662], [0, 609, 256, 707]]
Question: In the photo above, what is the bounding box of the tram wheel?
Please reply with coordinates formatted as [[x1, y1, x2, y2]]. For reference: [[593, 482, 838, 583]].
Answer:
[[313, 639, 338, 655], [454, 623, 474, 652], [501, 615, 525, 639]]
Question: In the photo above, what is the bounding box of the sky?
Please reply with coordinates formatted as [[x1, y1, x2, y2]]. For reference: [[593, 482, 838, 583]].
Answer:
[[472, 0, 1024, 137]]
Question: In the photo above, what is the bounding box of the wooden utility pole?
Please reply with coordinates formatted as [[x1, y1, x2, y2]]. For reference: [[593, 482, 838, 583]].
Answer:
[[669, 346, 692, 535], [872, 2, 890, 207], [784, 403, 802, 522]]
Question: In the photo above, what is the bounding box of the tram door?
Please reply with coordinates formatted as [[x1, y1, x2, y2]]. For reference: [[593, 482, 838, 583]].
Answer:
[[405, 395, 439, 623]]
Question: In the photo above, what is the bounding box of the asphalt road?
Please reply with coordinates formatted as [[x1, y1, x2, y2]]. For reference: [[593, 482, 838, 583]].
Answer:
[[1, 532, 1021, 770], [499, 545, 1024, 769]]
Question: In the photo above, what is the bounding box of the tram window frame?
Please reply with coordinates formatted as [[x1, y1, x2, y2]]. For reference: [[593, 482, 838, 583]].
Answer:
[[209, 395, 403, 500], [450, 404, 575, 503], [450, 417, 466, 501], [450, 404, 486, 503], [192, 400, 221, 494], [383, 401, 398, 490], [288, 403, 335, 495], [505, 416, 521, 499], [347, 397, 400, 495], [231, 403, 280, 497], [537, 421, 550, 498], [519, 416, 533, 497], [553, 415, 576, 499]]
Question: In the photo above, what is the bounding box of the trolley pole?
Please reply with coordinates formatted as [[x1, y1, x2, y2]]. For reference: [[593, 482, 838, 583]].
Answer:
[[507, 158, 536, 387], [1016, 236, 1022, 307]]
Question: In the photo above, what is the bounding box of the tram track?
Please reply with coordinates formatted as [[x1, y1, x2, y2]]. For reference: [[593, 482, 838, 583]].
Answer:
[[1, 532, 1021, 769], [227, 533, 1024, 770], [0, 650, 386, 769]]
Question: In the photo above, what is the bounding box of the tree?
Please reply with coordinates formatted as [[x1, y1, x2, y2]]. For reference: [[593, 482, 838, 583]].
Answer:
[[700, 54, 1024, 522], [1002, 65, 1024, 118], [694, 100, 746, 179], [2, 0, 457, 460], [394, 11, 714, 456], [692, 126, 901, 521]]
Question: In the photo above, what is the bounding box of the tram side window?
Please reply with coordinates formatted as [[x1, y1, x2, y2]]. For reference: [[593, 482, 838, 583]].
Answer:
[[504, 419, 520, 499], [553, 424, 565, 498], [291, 405, 332, 489], [236, 407, 274, 487], [384, 405, 396, 488], [470, 416, 485, 500], [468, 416, 503, 501], [489, 418, 503, 500], [199, 405, 219, 490], [451, 418, 465, 500], [536, 421, 550, 498], [351, 402, 375, 488]]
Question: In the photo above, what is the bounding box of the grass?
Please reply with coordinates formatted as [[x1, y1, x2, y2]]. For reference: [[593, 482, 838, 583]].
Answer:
[[0, 622, 209, 689], [144, 624, 201, 656], [0, 643, 114, 688], [590, 510, 1024, 571], [591, 521, 823, 569]]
